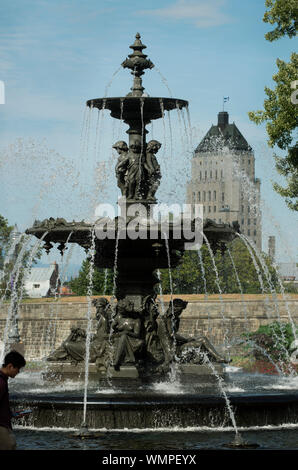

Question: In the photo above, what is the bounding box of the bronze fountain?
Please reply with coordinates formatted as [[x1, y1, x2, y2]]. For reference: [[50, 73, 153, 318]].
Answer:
[[26, 33, 238, 383]]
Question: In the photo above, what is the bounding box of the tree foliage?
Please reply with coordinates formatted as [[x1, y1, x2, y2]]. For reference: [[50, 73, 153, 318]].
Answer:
[[69, 259, 114, 296], [159, 239, 279, 295], [0, 215, 13, 268], [249, 1, 298, 210], [263, 0, 298, 42], [244, 321, 298, 361], [0, 215, 42, 299]]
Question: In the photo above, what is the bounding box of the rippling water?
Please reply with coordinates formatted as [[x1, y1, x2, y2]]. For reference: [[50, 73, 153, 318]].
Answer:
[[14, 425, 298, 450]]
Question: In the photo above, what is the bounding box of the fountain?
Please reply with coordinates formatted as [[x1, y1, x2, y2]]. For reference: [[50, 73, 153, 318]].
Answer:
[[4, 34, 298, 448], [26, 33, 236, 384]]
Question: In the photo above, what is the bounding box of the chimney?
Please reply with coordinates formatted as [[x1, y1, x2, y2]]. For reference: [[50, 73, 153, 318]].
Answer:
[[218, 111, 229, 128]]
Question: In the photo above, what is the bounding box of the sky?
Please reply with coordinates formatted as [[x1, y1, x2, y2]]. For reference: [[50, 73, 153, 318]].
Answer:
[[0, 0, 297, 270]]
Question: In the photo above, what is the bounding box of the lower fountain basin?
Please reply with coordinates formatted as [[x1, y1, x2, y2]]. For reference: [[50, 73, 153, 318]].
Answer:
[[11, 391, 298, 430], [10, 367, 298, 431]]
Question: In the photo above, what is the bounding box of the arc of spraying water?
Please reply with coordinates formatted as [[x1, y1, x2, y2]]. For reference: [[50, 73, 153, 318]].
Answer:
[[202, 234, 229, 354], [82, 226, 96, 427], [237, 233, 293, 373]]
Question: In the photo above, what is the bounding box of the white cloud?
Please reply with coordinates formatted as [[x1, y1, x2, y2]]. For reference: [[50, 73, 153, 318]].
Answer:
[[137, 0, 233, 28]]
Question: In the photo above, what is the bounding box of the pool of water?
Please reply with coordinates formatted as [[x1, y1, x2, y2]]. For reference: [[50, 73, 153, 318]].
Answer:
[[14, 425, 298, 450], [9, 366, 298, 398]]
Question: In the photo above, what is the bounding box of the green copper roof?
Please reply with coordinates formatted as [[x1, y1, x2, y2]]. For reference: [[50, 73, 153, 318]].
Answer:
[[195, 112, 252, 154]]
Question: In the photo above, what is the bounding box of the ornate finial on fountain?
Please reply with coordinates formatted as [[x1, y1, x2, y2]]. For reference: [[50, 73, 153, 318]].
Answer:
[[122, 33, 155, 97]]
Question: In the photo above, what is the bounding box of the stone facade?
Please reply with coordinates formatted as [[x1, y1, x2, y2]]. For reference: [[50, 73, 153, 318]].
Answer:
[[1, 297, 297, 360], [186, 111, 262, 250]]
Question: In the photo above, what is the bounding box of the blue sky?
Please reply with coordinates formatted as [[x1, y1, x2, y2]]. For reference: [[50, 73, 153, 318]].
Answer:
[[0, 0, 297, 266]]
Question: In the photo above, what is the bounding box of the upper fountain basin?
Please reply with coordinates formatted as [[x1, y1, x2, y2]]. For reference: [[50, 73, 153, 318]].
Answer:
[[86, 96, 188, 122]]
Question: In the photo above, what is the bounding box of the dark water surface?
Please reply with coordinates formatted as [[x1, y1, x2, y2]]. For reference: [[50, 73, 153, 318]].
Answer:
[[14, 426, 298, 450]]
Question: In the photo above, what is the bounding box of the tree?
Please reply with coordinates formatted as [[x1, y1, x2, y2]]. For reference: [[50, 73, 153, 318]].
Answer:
[[0, 215, 13, 269], [159, 239, 279, 295], [263, 0, 297, 41], [248, 1, 298, 210], [69, 259, 113, 296], [0, 215, 42, 299]]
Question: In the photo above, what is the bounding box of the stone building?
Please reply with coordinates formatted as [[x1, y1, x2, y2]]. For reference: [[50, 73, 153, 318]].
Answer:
[[186, 111, 262, 250]]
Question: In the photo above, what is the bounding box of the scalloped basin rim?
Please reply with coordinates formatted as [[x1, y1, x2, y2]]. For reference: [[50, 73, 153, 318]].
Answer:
[[86, 96, 189, 119], [86, 96, 188, 106]]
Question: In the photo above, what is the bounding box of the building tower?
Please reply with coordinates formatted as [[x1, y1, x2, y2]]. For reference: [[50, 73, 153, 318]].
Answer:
[[186, 111, 262, 250]]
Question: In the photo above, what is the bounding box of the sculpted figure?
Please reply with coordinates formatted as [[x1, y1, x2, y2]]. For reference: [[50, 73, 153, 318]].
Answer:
[[143, 296, 163, 364], [47, 297, 111, 363], [144, 140, 162, 200], [125, 142, 143, 200], [113, 140, 129, 196], [112, 298, 145, 370], [89, 298, 113, 364], [157, 298, 229, 368]]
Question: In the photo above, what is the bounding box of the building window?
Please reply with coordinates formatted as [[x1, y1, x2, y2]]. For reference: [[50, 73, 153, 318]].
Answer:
[[248, 205, 250, 213], [248, 229, 250, 236], [215, 170, 218, 179], [214, 206, 216, 212], [222, 192, 225, 202], [210, 171, 212, 179], [203, 191, 206, 202], [213, 190, 216, 201], [221, 170, 223, 178], [203, 206, 205, 213], [248, 160, 250, 165], [241, 205, 244, 213], [208, 206, 211, 213], [241, 218, 244, 225], [248, 218, 250, 225], [200, 171, 202, 180], [198, 192, 201, 202], [254, 230, 256, 236], [33, 284, 40, 288], [219, 218, 222, 223], [254, 219, 256, 225], [208, 191, 211, 201], [205, 171, 207, 179]]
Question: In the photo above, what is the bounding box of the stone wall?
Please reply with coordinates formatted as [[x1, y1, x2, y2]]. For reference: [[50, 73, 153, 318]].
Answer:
[[0, 297, 297, 360]]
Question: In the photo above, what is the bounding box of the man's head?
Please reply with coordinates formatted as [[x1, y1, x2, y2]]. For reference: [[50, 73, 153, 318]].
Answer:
[[1, 350, 26, 378]]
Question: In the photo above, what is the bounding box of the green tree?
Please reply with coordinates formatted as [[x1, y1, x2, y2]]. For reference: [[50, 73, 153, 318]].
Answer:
[[0, 215, 42, 299], [248, 1, 298, 210], [69, 259, 113, 296], [263, 0, 297, 41], [0, 215, 14, 268], [159, 239, 279, 295]]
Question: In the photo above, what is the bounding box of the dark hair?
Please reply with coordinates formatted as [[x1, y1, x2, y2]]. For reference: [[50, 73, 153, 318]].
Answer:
[[3, 350, 26, 369]]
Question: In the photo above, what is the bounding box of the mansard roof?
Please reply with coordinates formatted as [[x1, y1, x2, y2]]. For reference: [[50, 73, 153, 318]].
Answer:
[[195, 111, 252, 154]]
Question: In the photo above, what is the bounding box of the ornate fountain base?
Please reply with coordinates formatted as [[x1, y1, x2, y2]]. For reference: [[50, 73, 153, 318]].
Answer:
[[42, 362, 225, 384]]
